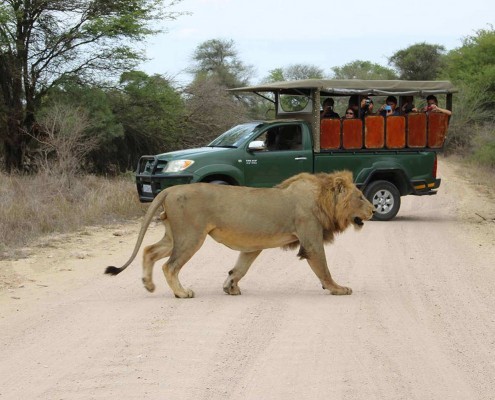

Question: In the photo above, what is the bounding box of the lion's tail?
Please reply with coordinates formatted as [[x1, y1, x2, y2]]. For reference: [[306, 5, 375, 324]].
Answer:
[[104, 189, 169, 276]]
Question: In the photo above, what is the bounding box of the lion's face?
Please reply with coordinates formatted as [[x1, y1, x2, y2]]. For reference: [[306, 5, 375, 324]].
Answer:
[[316, 171, 374, 233], [346, 187, 374, 229]]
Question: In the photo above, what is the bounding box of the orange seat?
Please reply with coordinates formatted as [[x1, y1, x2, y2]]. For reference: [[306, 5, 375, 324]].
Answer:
[[386, 116, 406, 149], [428, 113, 449, 148], [320, 118, 341, 149], [364, 116, 384, 149], [342, 119, 363, 149], [407, 113, 427, 148]]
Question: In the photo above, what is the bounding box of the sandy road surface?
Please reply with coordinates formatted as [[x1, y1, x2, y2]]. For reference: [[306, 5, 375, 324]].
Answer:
[[1, 158, 494, 400]]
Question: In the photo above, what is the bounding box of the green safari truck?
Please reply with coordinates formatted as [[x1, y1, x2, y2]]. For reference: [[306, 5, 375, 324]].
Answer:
[[136, 79, 456, 221]]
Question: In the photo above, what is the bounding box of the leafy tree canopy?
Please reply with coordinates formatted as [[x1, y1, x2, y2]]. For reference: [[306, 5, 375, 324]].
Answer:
[[189, 39, 254, 88], [0, 0, 185, 171], [443, 26, 495, 102], [331, 60, 397, 80], [264, 64, 325, 82], [388, 43, 446, 80]]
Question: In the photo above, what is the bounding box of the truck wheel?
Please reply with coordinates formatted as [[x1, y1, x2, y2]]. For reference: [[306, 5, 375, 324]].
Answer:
[[364, 180, 401, 221], [208, 180, 229, 185]]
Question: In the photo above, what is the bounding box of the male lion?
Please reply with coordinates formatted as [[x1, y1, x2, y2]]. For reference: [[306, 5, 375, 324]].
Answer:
[[105, 171, 373, 298]]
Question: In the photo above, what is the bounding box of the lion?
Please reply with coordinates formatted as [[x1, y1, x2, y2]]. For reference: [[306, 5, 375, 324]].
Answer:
[[105, 170, 374, 298]]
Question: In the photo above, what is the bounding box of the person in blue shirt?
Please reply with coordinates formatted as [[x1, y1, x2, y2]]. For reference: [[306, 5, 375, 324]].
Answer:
[[379, 96, 400, 117]]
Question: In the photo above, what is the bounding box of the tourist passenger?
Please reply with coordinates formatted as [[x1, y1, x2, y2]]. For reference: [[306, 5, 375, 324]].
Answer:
[[344, 108, 356, 119], [401, 96, 417, 114], [320, 98, 340, 119], [348, 95, 374, 118], [360, 96, 374, 117], [422, 95, 452, 116], [348, 95, 360, 115], [379, 96, 400, 117]]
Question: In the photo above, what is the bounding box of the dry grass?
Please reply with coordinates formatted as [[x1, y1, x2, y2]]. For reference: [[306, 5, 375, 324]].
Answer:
[[0, 172, 146, 257]]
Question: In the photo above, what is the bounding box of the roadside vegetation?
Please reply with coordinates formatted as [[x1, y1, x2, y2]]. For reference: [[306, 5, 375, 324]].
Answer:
[[0, 2, 493, 252], [0, 172, 144, 258]]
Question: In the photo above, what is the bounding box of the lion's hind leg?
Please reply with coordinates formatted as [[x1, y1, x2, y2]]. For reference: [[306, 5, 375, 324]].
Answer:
[[162, 232, 208, 299], [223, 250, 262, 295], [142, 228, 173, 293]]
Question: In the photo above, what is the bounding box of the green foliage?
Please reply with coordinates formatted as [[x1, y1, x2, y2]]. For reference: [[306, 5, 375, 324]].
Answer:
[[41, 82, 124, 173], [39, 71, 185, 173], [441, 27, 495, 170], [264, 64, 325, 82], [331, 60, 397, 80], [107, 71, 185, 171], [189, 39, 254, 88], [389, 43, 446, 80], [443, 26, 495, 106], [445, 82, 492, 150], [0, 0, 186, 171]]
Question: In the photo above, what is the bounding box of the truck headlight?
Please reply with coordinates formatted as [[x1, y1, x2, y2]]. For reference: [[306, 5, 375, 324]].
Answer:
[[164, 160, 195, 172]]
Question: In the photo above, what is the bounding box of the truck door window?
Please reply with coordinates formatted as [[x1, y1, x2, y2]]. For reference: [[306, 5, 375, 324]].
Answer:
[[257, 125, 302, 151]]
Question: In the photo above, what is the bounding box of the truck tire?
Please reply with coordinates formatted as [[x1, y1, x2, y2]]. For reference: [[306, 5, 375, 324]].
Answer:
[[208, 180, 229, 185], [364, 180, 401, 221]]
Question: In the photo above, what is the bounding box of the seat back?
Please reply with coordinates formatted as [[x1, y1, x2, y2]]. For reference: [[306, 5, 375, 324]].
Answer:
[[320, 118, 341, 149], [428, 113, 449, 148], [342, 119, 363, 149], [386, 116, 406, 149], [407, 113, 427, 148], [364, 116, 384, 149]]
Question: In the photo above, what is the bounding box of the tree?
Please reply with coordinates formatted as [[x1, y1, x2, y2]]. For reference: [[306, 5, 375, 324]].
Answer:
[[182, 75, 249, 147], [331, 60, 397, 80], [443, 26, 495, 105], [264, 64, 325, 82], [388, 43, 446, 80], [109, 71, 185, 171], [0, 0, 185, 172], [189, 39, 254, 88], [35, 102, 98, 179]]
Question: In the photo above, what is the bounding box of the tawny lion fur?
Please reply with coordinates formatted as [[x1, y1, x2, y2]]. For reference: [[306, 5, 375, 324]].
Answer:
[[105, 171, 374, 298]]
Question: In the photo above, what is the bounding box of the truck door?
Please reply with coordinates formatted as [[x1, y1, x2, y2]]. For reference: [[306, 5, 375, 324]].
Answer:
[[243, 124, 313, 187]]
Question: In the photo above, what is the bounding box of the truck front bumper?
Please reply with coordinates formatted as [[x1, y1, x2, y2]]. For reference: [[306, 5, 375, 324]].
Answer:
[[135, 155, 195, 202], [136, 173, 194, 202]]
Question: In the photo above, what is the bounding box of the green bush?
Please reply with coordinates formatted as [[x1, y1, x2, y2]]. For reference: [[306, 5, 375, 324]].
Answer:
[[470, 123, 495, 167]]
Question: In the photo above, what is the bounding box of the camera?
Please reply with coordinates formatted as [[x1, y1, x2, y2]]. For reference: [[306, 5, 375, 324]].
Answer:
[[426, 106, 434, 111], [363, 98, 371, 111], [384, 105, 392, 111]]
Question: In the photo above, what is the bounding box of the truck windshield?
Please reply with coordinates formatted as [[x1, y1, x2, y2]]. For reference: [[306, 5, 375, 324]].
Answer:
[[208, 122, 262, 147]]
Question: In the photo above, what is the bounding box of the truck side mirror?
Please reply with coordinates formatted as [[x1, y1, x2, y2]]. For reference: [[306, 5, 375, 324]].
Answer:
[[248, 140, 266, 151]]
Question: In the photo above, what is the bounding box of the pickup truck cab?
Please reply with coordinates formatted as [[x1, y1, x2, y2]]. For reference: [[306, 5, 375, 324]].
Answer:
[[136, 79, 456, 220]]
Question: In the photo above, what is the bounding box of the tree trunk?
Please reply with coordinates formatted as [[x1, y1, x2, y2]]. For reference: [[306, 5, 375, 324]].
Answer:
[[2, 109, 26, 172]]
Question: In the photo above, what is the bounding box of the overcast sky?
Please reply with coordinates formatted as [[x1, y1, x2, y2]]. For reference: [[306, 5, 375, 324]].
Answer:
[[141, 0, 494, 85]]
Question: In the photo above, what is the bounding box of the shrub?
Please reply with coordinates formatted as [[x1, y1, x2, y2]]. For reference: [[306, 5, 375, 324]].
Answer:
[[0, 172, 145, 256]]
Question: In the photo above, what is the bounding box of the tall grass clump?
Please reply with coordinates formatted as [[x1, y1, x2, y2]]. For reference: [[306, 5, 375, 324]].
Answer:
[[0, 172, 145, 253], [469, 123, 495, 168]]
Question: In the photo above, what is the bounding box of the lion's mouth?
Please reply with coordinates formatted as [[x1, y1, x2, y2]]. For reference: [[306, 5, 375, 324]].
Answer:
[[353, 217, 364, 226]]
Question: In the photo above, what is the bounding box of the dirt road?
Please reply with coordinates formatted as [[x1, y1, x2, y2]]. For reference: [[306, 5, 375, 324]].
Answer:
[[1, 158, 494, 400]]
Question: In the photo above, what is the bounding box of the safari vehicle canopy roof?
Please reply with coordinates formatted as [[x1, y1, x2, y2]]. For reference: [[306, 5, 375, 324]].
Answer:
[[229, 79, 457, 97]]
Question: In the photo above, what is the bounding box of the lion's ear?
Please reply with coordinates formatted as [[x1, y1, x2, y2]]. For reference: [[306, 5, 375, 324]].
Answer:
[[333, 171, 353, 194], [334, 176, 347, 194]]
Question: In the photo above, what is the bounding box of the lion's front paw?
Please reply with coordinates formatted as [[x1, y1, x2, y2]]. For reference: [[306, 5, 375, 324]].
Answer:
[[174, 288, 195, 299], [223, 279, 242, 295], [330, 286, 352, 295]]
